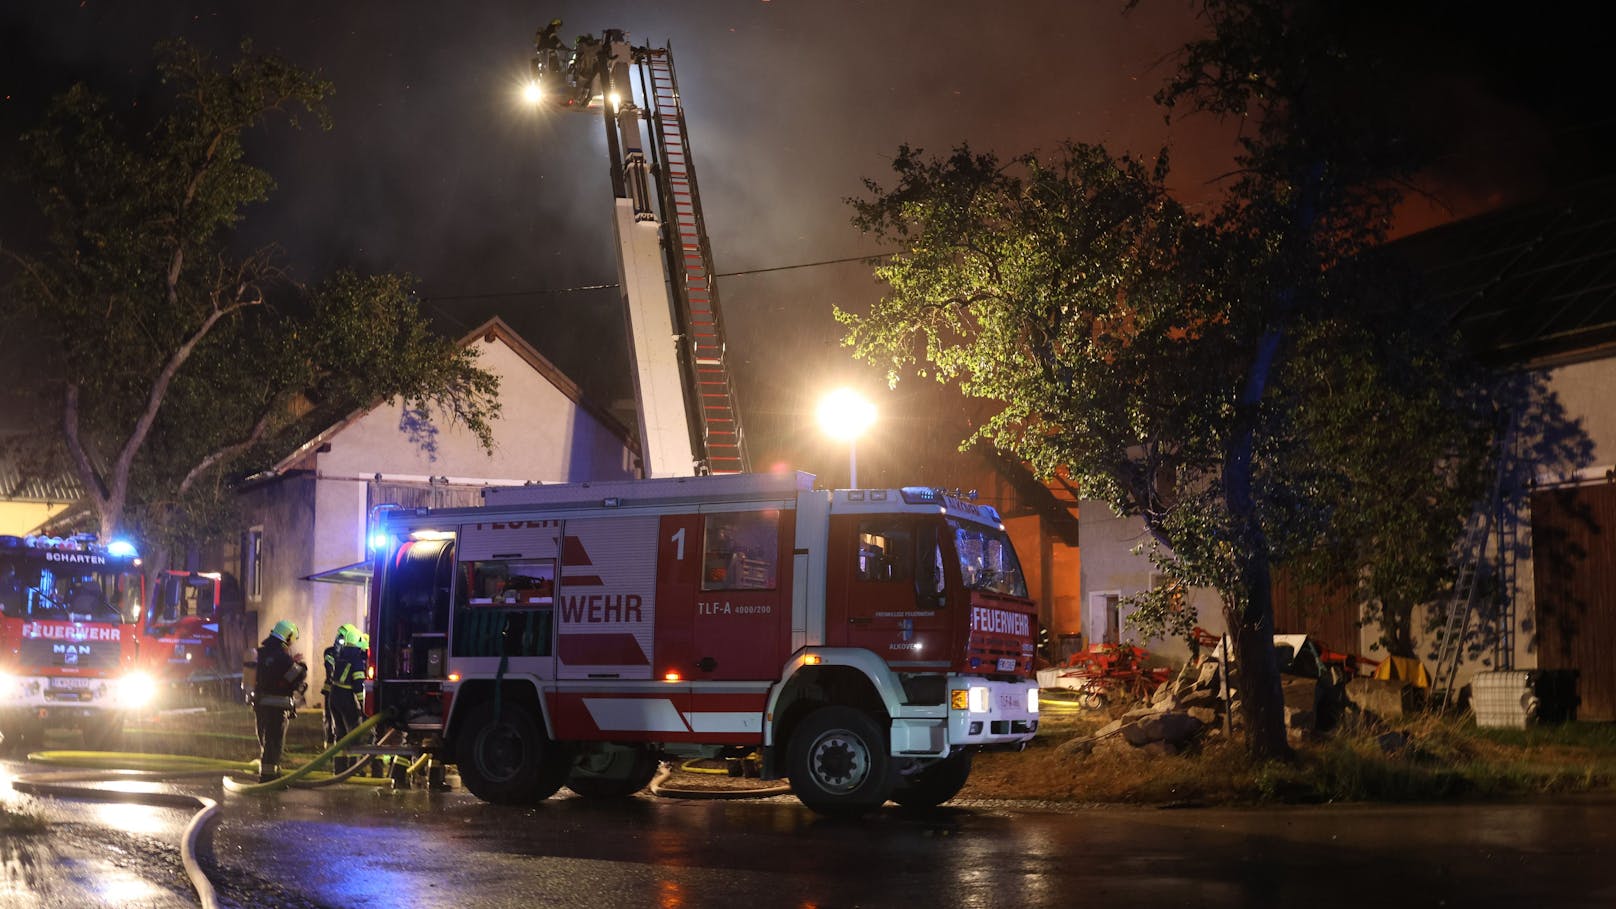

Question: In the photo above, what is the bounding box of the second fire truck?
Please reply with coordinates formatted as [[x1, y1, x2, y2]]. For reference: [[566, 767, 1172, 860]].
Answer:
[[0, 533, 155, 752], [366, 472, 1039, 815]]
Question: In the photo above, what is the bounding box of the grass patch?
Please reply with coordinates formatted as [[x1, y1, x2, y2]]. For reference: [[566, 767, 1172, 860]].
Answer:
[[965, 707, 1616, 805]]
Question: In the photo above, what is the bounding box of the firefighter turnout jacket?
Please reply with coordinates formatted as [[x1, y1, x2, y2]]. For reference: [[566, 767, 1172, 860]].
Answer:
[[254, 636, 308, 710], [326, 644, 366, 693]]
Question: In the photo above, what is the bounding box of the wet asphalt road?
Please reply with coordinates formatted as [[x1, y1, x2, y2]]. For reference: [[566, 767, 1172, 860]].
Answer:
[[6, 760, 1616, 909]]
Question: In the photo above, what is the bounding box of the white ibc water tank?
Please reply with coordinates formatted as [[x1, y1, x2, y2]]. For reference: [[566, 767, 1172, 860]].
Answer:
[[1471, 670, 1539, 729]]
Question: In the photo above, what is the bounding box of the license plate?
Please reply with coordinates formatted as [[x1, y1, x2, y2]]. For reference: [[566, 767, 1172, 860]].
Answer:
[[51, 677, 93, 689], [996, 658, 1017, 672]]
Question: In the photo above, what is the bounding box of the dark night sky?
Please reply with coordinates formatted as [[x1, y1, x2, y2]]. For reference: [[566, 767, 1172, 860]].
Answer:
[[1, 1, 1606, 487]]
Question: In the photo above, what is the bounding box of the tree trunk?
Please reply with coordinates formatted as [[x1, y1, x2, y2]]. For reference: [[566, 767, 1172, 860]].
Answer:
[[1224, 411, 1291, 760], [1228, 553, 1290, 759]]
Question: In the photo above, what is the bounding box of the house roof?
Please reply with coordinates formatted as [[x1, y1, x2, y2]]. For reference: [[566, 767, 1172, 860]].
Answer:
[[1394, 176, 1616, 367], [0, 445, 83, 505], [271, 315, 637, 474]]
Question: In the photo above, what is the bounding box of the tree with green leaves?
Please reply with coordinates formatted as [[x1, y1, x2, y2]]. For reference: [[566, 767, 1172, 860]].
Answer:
[[840, 1, 1515, 758], [2, 40, 499, 566]]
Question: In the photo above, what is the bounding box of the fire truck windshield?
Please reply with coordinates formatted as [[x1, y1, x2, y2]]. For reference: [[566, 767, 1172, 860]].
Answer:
[[0, 554, 138, 624], [949, 520, 1028, 598]]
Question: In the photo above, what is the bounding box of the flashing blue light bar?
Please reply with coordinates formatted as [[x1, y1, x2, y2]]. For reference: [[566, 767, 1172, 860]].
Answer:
[[106, 539, 139, 558], [900, 487, 939, 505], [367, 531, 392, 552]]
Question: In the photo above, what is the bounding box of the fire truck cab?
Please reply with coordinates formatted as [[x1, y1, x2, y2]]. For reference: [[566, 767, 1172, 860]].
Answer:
[[0, 534, 155, 753], [367, 472, 1039, 815], [141, 569, 247, 700]]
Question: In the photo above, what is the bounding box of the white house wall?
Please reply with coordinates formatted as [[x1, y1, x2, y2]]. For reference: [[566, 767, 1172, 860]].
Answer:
[[1543, 358, 1616, 477], [236, 333, 638, 707], [1078, 499, 1225, 664], [315, 337, 637, 483]]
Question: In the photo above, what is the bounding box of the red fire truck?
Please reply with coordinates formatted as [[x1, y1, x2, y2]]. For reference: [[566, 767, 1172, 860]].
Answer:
[[366, 472, 1040, 815], [141, 569, 247, 700], [0, 533, 155, 753]]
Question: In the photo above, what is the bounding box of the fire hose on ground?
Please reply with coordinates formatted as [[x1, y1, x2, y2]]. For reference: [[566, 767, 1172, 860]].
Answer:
[[12, 710, 400, 908]]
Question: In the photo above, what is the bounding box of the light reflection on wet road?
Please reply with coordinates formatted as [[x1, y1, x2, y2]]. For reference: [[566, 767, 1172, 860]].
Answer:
[[7, 762, 1616, 909]]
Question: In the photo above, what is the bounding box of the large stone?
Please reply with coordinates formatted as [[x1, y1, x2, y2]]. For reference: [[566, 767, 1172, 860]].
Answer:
[[1096, 719, 1126, 738], [1121, 722, 1153, 747], [1346, 677, 1407, 719], [1281, 677, 1317, 711], [1139, 711, 1205, 746], [1057, 736, 1095, 757], [1187, 706, 1218, 726]]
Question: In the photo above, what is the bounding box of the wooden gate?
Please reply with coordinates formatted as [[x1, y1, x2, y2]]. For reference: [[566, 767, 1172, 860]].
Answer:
[[1531, 483, 1616, 721]]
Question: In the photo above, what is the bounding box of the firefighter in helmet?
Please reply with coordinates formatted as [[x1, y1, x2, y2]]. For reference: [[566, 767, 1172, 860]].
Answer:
[[322, 623, 367, 772], [321, 624, 355, 760], [252, 619, 308, 783]]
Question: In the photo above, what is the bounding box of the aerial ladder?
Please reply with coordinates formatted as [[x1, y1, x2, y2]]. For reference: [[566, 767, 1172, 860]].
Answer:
[[529, 27, 748, 478]]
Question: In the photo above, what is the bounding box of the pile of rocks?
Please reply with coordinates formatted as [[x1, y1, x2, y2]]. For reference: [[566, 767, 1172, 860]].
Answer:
[[1057, 653, 1415, 760]]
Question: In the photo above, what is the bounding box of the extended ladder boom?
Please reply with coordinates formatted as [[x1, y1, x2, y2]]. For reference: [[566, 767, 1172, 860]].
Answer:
[[537, 30, 748, 478]]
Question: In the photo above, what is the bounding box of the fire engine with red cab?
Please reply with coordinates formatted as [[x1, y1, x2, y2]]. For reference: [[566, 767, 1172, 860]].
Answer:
[[366, 472, 1040, 814], [0, 533, 156, 752]]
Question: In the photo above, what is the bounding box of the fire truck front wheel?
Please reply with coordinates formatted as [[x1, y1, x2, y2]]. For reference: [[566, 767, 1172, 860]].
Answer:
[[0, 714, 44, 757], [786, 706, 894, 816], [453, 700, 571, 805]]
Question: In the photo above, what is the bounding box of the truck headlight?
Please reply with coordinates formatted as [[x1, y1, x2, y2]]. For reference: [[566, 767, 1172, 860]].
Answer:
[[950, 686, 992, 713], [1027, 687, 1040, 714], [0, 670, 16, 702], [116, 671, 158, 709]]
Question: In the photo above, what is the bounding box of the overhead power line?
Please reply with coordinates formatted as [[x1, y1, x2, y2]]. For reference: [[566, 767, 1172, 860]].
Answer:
[[422, 252, 892, 304]]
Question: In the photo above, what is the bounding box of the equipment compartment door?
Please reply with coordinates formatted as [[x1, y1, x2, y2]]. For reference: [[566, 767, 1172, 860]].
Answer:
[[555, 516, 657, 681]]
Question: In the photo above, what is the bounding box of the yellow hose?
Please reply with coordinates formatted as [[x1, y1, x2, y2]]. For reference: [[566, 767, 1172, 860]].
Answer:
[[222, 711, 393, 794], [26, 752, 252, 772]]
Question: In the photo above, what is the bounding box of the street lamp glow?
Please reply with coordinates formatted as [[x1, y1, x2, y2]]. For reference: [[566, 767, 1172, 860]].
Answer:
[[816, 388, 876, 441], [521, 80, 543, 105], [816, 388, 876, 488]]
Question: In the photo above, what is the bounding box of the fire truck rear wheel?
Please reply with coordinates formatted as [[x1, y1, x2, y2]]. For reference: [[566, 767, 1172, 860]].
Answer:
[[454, 700, 570, 804], [786, 706, 894, 815], [565, 746, 660, 799], [890, 749, 974, 809]]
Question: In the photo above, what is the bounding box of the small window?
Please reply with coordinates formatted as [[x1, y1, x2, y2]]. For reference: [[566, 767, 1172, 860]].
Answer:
[[243, 528, 264, 603], [856, 519, 915, 583], [461, 559, 556, 608], [701, 511, 778, 591], [453, 558, 555, 659]]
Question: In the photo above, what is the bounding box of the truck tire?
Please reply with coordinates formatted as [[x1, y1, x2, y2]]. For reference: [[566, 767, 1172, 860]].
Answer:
[[786, 706, 893, 816], [566, 746, 660, 799], [453, 700, 570, 804], [0, 716, 43, 757], [890, 750, 973, 809]]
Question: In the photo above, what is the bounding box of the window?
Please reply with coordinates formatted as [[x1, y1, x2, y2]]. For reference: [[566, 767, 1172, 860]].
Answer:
[[461, 559, 556, 607], [856, 519, 915, 583], [453, 557, 555, 659], [701, 511, 778, 591], [0, 555, 138, 624], [950, 519, 1028, 597], [243, 528, 264, 603]]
